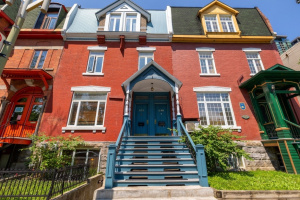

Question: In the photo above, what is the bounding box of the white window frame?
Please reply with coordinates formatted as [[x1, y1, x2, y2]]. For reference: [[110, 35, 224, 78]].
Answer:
[[242, 48, 265, 76], [62, 86, 111, 133], [196, 47, 220, 76], [108, 14, 121, 31], [137, 47, 156, 70], [105, 12, 141, 32], [220, 15, 235, 32], [83, 46, 107, 76], [204, 15, 219, 32], [193, 86, 241, 130]]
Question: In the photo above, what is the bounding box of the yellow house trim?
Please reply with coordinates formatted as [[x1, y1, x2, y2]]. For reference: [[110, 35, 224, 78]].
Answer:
[[198, 0, 239, 16], [172, 35, 274, 43]]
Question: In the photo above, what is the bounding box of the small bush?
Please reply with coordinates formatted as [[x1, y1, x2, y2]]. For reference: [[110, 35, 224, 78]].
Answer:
[[188, 125, 251, 174]]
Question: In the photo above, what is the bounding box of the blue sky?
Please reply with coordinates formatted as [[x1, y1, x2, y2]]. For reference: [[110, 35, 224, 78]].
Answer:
[[58, 0, 299, 41]]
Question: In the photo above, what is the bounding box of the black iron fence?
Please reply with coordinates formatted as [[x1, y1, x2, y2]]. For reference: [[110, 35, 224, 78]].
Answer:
[[0, 164, 89, 200]]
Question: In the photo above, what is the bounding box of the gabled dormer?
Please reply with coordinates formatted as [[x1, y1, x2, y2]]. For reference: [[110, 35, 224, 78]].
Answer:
[[198, 0, 241, 36], [95, 0, 151, 43]]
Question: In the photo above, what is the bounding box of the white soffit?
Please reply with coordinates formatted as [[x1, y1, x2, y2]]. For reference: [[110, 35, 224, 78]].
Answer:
[[193, 86, 232, 92], [71, 86, 111, 92]]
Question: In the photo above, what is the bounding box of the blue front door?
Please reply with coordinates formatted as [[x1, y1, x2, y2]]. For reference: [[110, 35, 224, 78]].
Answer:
[[133, 93, 170, 136], [134, 104, 149, 135]]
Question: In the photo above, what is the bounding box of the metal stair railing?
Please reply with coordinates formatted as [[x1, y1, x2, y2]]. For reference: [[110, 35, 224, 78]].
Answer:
[[177, 119, 209, 187], [283, 119, 300, 139], [105, 118, 130, 189]]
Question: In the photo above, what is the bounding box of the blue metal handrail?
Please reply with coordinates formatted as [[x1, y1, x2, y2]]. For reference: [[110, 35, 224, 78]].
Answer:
[[105, 117, 130, 189], [177, 118, 209, 187]]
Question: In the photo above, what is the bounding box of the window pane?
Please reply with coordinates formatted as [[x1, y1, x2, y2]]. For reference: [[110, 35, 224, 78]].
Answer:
[[221, 22, 228, 32], [109, 18, 114, 31], [115, 19, 120, 31], [212, 22, 219, 32], [126, 19, 130, 31], [30, 51, 40, 68], [37, 51, 47, 69], [255, 60, 262, 72], [74, 93, 107, 101], [206, 21, 212, 32], [10, 105, 25, 121], [198, 103, 207, 125], [146, 57, 152, 64], [221, 93, 229, 101], [224, 103, 234, 125], [88, 150, 99, 174], [132, 19, 136, 31], [207, 60, 215, 73], [200, 59, 207, 73], [17, 98, 27, 102], [95, 57, 103, 73], [78, 102, 97, 126], [35, 97, 43, 103], [48, 18, 57, 29], [247, 59, 256, 74], [87, 56, 95, 72], [205, 93, 221, 101], [139, 57, 145, 69], [29, 105, 42, 121], [197, 93, 204, 101], [97, 102, 105, 125], [69, 102, 78, 125], [207, 103, 225, 125], [228, 22, 235, 32]]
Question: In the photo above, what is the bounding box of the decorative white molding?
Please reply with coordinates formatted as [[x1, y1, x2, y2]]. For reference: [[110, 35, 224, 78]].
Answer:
[[71, 86, 111, 92], [166, 6, 174, 35], [199, 73, 221, 77], [82, 73, 104, 76], [193, 86, 232, 92], [14, 46, 63, 50], [196, 47, 215, 52], [242, 48, 262, 52], [87, 46, 108, 51], [136, 47, 156, 52]]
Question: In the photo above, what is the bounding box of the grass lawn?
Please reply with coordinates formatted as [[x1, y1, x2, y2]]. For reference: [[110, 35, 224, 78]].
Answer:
[[208, 170, 300, 190]]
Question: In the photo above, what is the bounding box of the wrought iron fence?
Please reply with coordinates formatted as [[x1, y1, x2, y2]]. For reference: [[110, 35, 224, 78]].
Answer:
[[0, 164, 89, 200]]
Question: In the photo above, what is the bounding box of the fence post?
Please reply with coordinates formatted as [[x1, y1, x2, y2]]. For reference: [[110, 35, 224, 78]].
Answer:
[[105, 144, 116, 189], [47, 169, 57, 200], [195, 144, 209, 187]]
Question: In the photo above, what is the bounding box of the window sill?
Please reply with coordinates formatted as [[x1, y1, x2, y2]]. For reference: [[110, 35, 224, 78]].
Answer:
[[62, 126, 106, 133], [199, 73, 221, 77], [82, 73, 104, 76], [199, 125, 241, 131], [250, 73, 257, 76]]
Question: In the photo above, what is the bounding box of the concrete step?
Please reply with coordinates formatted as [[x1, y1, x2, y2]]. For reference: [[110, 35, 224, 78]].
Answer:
[[94, 185, 216, 200]]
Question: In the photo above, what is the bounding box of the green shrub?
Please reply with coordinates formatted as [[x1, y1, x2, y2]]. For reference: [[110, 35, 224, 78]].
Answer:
[[187, 125, 251, 174], [24, 134, 85, 170]]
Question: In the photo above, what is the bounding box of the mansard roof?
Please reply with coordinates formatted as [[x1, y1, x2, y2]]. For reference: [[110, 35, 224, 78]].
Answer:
[[171, 7, 272, 36]]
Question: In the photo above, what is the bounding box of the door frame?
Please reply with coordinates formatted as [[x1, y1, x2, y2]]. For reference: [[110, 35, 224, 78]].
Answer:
[[132, 92, 171, 136]]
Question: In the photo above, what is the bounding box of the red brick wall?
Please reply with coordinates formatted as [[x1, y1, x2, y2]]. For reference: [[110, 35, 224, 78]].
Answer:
[[39, 42, 173, 142], [172, 43, 282, 140]]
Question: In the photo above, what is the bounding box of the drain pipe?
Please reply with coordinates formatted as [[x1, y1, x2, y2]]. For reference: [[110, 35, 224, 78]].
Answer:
[[34, 96, 47, 136]]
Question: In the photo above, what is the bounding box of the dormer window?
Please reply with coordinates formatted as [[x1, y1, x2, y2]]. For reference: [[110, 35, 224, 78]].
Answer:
[[220, 15, 235, 32], [205, 16, 219, 32], [42, 13, 58, 29], [109, 14, 121, 31], [106, 12, 140, 32]]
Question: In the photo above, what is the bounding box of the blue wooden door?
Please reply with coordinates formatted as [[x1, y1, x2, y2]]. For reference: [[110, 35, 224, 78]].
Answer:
[[134, 104, 149, 135], [154, 104, 169, 135]]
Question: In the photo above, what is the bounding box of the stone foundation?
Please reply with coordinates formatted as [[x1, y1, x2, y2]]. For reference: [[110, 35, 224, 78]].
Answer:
[[237, 141, 280, 171]]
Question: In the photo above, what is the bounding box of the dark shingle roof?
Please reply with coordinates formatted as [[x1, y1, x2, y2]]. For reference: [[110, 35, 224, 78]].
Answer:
[[171, 7, 272, 36]]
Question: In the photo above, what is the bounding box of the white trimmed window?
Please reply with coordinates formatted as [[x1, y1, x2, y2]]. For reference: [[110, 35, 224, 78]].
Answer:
[[84, 46, 107, 76], [86, 52, 104, 74], [67, 92, 107, 127], [243, 48, 264, 75], [196, 48, 219, 76], [220, 15, 235, 32], [194, 87, 238, 128], [204, 15, 219, 32], [109, 14, 121, 31], [30, 50, 47, 69], [137, 47, 155, 70], [197, 93, 235, 127], [106, 12, 140, 32]]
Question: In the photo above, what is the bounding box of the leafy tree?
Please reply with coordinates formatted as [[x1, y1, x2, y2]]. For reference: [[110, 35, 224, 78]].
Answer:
[[186, 125, 251, 174], [25, 134, 85, 170]]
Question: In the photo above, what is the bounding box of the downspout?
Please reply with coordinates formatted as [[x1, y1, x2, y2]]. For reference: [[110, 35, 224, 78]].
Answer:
[[33, 96, 47, 136]]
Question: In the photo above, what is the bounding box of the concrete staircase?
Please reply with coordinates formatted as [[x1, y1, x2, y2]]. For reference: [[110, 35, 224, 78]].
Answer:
[[94, 185, 217, 200], [114, 136, 199, 187]]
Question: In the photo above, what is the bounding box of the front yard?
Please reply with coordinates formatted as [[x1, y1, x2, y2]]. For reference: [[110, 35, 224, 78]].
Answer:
[[209, 170, 300, 190]]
